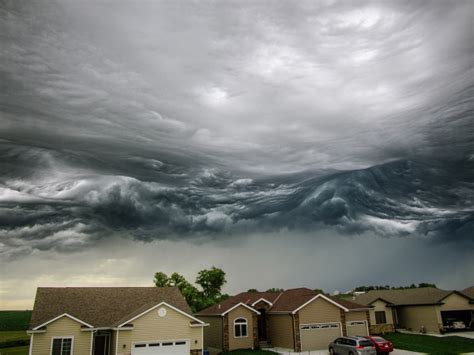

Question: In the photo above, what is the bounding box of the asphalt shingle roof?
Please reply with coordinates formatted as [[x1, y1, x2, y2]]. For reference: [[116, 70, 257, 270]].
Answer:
[[462, 286, 474, 299], [197, 288, 368, 315], [29, 287, 192, 329], [352, 287, 472, 306]]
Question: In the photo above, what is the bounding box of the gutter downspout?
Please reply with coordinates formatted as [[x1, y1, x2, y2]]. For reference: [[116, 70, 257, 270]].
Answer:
[[28, 333, 34, 355]]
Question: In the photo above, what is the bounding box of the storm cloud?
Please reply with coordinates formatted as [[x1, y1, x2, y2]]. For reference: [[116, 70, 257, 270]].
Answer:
[[0, 0, 473, 305]]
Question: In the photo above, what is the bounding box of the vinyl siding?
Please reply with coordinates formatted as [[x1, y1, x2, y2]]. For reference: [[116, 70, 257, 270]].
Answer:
[[197, 316, 223, 350], [397, 305, 441, 334], [440, 293, 474, 311], [369, 300, 394, 325], [345, 311, 367, 322], [298, 298, 341, 324], [267, 314, 294, 349], [31, 316, 92, 355], [116, 304, 202, 355], [227, 307, 254, 350]]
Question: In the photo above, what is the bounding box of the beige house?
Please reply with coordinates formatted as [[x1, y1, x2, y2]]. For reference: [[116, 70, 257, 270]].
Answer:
[[27, 287, 206, 355], [196, 288, 370, 352], [354, 287, 474, 334]]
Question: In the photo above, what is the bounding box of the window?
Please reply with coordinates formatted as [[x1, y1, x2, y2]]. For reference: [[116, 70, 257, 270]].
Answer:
[[234, 318, 248, 338], [375, 311, 387, 324], [51, 337, 72, 355]]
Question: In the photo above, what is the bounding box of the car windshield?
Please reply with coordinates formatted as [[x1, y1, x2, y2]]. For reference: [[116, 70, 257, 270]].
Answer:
[[358, 340, 373, 346]]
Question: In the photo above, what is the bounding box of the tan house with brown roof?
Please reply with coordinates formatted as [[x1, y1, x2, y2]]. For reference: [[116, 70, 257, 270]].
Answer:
[[27, 287, 207, 355], [354, 287, 474, 334], [196, 288, 370, 352]]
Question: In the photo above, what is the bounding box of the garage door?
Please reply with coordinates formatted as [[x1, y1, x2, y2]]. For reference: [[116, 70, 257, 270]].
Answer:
[[300, 323, 342, 351], [132, 340, 190, 355], [346, 321, 368, 336]]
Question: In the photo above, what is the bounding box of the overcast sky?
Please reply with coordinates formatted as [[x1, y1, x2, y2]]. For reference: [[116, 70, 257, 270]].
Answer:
[[0, 0, 473, 309]]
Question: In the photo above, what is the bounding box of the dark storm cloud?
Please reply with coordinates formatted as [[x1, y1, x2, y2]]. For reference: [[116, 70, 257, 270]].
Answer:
[[0, 0, 473, 259]]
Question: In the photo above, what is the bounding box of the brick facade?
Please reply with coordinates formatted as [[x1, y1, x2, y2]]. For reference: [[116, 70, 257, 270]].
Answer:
[[340, 309, 347, 336], [292, 313, 301, 352], [223, 314, 229, 351]]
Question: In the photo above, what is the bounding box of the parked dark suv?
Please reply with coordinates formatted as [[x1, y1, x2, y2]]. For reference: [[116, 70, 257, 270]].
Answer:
[[329, 336, 376, 355]]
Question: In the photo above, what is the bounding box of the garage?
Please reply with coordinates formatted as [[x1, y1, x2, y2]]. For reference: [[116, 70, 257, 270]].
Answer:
[[300, 323, 342, 351], [441, 310, 474, 332], [132, 340, 190, 355], [346, 320, 369, 336]]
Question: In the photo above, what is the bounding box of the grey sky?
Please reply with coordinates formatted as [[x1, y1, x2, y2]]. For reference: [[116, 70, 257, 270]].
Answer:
[[0, 0, 473, 308]]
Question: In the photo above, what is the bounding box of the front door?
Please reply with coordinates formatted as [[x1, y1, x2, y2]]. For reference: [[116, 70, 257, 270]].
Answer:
[[93, 333, 110, 355], [258, 309, 266, 341]]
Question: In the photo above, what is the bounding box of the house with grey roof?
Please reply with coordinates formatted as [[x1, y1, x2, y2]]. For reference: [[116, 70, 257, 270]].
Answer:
[[353, 287, 474, 334], [27, 287, 207, 355]]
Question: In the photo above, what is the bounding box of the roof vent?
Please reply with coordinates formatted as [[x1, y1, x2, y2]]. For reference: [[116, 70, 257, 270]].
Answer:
[[218, 304, 221, 309]]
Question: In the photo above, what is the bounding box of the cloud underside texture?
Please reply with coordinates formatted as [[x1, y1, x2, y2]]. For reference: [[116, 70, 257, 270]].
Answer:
[[0, 0, 473, 258]]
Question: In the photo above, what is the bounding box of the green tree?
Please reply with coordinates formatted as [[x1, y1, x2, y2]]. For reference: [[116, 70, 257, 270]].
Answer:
[[196, 267, 227, 300], [266, 288, 284, 292], [153, 272, 170, 287], [247, 288, 259, 292]]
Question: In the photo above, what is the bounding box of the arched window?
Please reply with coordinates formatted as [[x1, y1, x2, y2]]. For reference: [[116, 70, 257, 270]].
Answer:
[[234, 317, 248, 338]]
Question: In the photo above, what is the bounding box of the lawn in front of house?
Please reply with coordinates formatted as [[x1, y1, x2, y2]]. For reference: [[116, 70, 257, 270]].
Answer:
[[0, 332, 29, 343], [0, 345, 29, 355], [384, 332, 474, 354]]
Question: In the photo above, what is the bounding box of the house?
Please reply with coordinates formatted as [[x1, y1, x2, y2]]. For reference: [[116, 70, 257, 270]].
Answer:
[[354, 287, 474, 334], [196, 288, 370, 352], [27, 287, 207, 355]]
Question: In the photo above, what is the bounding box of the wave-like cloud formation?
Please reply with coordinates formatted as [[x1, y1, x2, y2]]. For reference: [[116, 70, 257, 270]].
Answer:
[[1, 142, 472, 258]]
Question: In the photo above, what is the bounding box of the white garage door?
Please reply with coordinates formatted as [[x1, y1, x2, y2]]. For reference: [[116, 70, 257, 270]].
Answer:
[[346, 321, 369, 337], [300, 323, 342, 351], [132, 340, 190, 355]]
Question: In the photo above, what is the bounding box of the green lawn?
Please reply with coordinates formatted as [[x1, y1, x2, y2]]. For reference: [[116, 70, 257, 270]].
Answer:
[[0, 332, 29, 343], [0, 312, 32, 331], [0, 345, 29, 355], [384, 333, 474, 354]]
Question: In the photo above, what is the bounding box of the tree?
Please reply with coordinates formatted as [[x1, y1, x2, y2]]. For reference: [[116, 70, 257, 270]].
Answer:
[[153, 267, 228, 313], [196, 267, 227, 300], [247, 288, 259, 292], [266, 288, 284, 292], [154, 272, 170, 287], [418, 283, 437, 288], [314, 288, 325, 295]]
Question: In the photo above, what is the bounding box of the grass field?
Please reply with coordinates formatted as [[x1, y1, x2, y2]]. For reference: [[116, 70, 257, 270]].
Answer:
[[384, 332, 474, 354], [0, 345, 29, 355], [0, 312, 32, 331], [0, 331, 29, 343]]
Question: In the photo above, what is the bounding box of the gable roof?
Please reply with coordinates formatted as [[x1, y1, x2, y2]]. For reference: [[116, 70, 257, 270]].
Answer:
[[462, 286, 474, 299], [353, 287, 473, 307], [196, 288, 367, 316], [29, 287, 192, 330]]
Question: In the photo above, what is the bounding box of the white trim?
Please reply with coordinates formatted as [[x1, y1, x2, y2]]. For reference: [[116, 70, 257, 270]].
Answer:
[[190, 323, 209, 328], [233, 317, 248, 338], [89, 331, 94, 355], [118, 302, 204, 327], [27, 330, 46, 334], [29, 333, 34, 355], [33, 313, 93, 330], [221, 302, 260, 316], [251, 298, 273, 307], [115, 329, 119, 355], [201, 324, 204, 355], [292, 294, 349, 314], [50, 336, 74, 355]]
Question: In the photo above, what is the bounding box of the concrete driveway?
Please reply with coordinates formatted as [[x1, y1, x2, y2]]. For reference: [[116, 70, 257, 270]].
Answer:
[[269, 348, 423, 355]]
